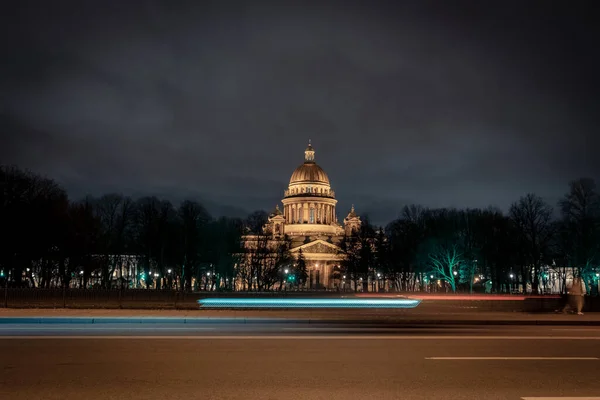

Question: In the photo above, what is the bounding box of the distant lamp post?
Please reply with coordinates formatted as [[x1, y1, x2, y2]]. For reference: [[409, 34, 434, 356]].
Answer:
[[509, 273, 514, 279], [167, 269, 172, 274], [284, 269, 289, 274], [430, 275, 434, 279], [377, 273, 381, 278], [453, 271, 457, 276]]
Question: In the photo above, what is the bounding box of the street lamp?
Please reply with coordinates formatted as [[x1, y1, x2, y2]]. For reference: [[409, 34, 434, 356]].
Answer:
[[509, 273, 514, 279], [284, 269, 289, 274], [167, 269, 172, 274], [430, 275, 434, 279], [453, 271, 457, 276]]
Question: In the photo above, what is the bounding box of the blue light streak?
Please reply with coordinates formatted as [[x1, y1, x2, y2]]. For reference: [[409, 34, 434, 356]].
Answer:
[[198, 298, 421, 309]]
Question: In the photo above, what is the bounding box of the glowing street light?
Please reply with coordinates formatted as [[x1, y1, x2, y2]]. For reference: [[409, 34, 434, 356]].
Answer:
[[343, 275, 346, 279], [167, 269, 172, 274], [430, 275, 434, 279], [207, 272, 211, 276], [453, 271, 457, 276], [284, 269, 289, 274], [509, 273, 514, 279]]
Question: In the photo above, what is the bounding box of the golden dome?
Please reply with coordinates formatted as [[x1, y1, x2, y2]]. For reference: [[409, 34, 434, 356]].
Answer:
[[289, 163, 330, 185], [289, 141, 330, 185]]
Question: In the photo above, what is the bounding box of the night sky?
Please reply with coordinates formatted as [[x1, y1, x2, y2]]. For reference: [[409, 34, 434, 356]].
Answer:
[[2, 0, 598, 226]]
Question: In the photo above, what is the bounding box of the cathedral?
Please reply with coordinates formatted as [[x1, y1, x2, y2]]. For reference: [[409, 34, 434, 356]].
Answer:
[[243, 141, 361, 290]]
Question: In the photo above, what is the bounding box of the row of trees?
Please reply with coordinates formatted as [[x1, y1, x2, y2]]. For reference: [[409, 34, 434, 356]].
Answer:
[[341, 179, 600, 294], [1, 164, 599, 293], [0, 165, 245, 290]]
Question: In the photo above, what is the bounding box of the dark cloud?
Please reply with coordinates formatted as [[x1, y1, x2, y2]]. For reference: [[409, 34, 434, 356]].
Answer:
[[1, 0, 599, 225]]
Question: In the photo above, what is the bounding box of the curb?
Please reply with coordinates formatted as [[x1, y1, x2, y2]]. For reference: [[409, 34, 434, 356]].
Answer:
[[0, 317, 310, 325], [1, 317, 600, 326]]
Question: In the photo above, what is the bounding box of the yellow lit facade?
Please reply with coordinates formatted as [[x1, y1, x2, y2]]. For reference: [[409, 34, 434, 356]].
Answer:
[[242, 141, 361, 290]]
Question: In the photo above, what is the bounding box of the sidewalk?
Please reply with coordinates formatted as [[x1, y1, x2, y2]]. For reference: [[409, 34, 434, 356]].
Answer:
[[1, 308, 599, 325]]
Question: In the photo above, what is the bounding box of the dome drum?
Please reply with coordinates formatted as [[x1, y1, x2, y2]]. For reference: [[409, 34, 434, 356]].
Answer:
[[284, 188, 335, 199]]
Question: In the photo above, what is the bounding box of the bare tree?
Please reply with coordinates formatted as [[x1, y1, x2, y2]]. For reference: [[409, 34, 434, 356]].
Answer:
[[177, 200, 211, 291], [245, 210, 269, 234], [93, 194, 135, 288], [134, 197, 161, 289], [244, 233, 270, 291], [416, 208, 463, 292], [559, 178, 600, 286], [457, 209, 483, 293], [426, 240, 462, 292], [510, 193, 555, 294], [339, 233, 362, 292]]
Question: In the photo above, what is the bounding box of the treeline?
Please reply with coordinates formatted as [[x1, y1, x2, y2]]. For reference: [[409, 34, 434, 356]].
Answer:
[[0, 165, 256, 290], [343, 180, 600, 294], [1, 165, 599, 294]]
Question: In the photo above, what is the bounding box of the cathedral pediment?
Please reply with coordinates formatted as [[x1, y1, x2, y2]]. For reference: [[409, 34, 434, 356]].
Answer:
[[292, 239, 341, 254]]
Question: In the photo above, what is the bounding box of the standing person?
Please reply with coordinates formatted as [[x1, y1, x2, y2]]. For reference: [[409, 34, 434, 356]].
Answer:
[[562, 277, 586, 315]]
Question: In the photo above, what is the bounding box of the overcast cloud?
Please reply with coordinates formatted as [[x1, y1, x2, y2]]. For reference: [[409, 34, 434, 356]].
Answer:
[[1, 0, 598, 225]]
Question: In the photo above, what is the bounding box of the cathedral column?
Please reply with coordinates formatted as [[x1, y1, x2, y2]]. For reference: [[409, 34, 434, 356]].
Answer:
[[303, 203, 308, 223]]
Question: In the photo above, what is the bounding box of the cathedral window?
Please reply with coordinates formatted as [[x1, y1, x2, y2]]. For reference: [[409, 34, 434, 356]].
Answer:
[[309, 208, 315, 223]]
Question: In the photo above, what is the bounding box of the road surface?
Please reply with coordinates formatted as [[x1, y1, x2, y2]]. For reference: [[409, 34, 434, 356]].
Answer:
[[1, 322, 600, 400]]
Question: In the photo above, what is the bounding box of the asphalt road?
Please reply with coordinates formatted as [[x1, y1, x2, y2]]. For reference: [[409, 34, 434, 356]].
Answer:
[[2, 323, 600, 400]]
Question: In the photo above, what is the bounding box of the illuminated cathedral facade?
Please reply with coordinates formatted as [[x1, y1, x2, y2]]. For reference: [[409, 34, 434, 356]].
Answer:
[[242, 141, 361, 290]]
